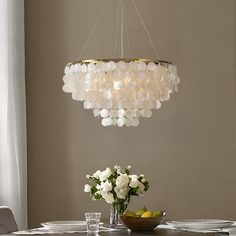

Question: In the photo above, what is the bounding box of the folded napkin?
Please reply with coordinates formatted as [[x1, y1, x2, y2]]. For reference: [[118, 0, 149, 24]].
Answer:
[[13, 226, 119, 235], [157, 223, 236, 235]]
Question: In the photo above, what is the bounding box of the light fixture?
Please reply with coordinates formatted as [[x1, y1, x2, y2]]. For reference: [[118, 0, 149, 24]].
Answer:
[[62, 0, 180, 127]]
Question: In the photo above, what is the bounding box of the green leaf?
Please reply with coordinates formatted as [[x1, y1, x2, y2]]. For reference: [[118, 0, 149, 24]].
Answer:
[[129, 187, 139, 195], [143, 181, 150, 191], [94, 194, 102, 200], [91, 186, 98, 195]]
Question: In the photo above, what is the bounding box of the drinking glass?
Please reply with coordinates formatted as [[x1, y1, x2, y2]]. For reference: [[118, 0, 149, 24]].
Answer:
[[85, 212, 101, 233]]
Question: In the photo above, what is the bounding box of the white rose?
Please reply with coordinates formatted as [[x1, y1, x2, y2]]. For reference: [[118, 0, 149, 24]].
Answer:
[[84, 184, 91, 193], [116, 174, 129, 188], [129, 175, 139, 188], [117, 167, 121, 174], [129, 179, 139, 188], [141, 178, 146, 183], [102, 192, 115, 204], [114, 165, 121, 174], [93, 170, 101, 179], [86, 174, 91, 179], [114, 186, 128, 199], [96, 184, 102, 190], [100, 167, 112, 181], [100, 180, 113, 192], [130, 174, 138, 179]]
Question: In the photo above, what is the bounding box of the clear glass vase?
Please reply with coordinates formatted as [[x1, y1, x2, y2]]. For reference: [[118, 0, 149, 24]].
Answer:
[[109, 203, 126, 227]]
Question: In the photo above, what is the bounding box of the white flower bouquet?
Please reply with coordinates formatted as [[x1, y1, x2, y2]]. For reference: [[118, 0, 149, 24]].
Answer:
[[84, 165, 149, 225]]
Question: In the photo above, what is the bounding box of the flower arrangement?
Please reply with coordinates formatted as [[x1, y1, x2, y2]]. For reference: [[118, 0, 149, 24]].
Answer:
[[84, 165, 149, 225]]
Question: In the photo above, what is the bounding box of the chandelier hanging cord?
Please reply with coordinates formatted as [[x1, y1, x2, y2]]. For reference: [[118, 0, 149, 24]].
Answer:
[[124, 1, 131, 57], [131, 0, 160, 59], [114, 0, 131, 58], [114, 0, 120, 57], [120, 0, 124, 58], [79, 1, 104, 59]]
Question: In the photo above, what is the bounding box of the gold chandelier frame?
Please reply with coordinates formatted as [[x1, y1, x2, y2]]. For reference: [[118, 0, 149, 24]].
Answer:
[[67, 58, 173, 66]]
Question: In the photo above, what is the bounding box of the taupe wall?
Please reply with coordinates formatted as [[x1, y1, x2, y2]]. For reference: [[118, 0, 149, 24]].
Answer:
[[25, 0, 236, 228]]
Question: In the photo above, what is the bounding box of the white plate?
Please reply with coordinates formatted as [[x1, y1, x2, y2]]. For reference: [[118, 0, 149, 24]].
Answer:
[[167, 219, 234, 231], [174, 228, 223, 233], [41, 221, 87, 231]]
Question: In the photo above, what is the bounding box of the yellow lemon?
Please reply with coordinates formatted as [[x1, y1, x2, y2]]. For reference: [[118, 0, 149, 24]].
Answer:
[[124, 211, 136, 217], [153, 210, 163, 217], [135, 207, 147, 217], [141, 211, 153, 218]]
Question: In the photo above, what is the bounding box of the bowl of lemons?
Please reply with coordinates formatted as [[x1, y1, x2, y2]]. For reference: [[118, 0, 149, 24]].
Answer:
[[120, 207, 165, 231]]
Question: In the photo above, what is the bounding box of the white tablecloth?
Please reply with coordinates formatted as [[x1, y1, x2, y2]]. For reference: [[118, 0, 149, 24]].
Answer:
[[13, 227, 119, 234]]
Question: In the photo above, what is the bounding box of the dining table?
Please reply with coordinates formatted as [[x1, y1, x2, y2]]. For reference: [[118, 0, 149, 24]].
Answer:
[[3, 220, 232, 236], [5, 230, 230, 236], [3, 230, 230, 236], [5, 229, 230, 236]]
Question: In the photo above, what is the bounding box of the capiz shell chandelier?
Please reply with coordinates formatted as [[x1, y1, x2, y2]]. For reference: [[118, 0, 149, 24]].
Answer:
[[62, 1, 180, 127], [63, 58, 179, 127]]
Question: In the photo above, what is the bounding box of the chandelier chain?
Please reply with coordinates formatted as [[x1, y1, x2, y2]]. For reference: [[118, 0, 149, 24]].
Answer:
[[79, 2, 104, 59], [131, 0, 160, 59]]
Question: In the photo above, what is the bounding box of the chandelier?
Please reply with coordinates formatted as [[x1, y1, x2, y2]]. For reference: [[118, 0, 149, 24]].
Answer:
[[62, 0, 180, 127]]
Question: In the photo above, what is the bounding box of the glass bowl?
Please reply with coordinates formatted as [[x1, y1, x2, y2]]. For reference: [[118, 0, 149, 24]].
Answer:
[[120, 215, 165, 231]]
